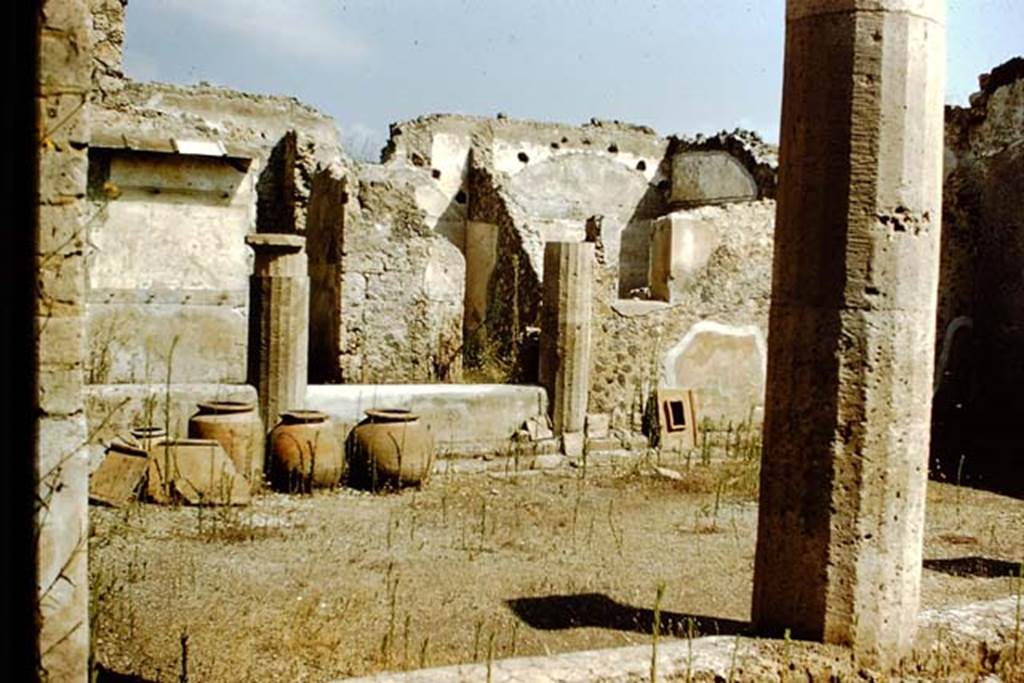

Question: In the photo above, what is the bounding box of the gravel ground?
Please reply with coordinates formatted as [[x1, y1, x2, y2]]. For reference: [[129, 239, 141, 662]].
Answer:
[[89, 454, 1024, 682]]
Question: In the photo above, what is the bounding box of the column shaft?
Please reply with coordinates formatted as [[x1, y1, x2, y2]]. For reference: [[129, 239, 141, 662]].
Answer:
[[247, 234, 310, 431], [539, 242, 594, 444], [753, 0, 946, 668]]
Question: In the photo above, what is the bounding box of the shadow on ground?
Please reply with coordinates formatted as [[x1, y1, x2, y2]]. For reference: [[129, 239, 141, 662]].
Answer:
[[923, 556, 1023, 578], [93, 665, 156, 683], [506, 592, 749, 638]]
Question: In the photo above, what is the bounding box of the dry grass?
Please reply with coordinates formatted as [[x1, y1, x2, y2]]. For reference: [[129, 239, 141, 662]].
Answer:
[[89, 452, 1022, 682]]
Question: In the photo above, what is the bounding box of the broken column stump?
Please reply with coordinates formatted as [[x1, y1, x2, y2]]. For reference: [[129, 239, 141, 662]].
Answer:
[[539, 242, 594, 457], [752, 0, 946, 669], [246, 234, 310, 432]]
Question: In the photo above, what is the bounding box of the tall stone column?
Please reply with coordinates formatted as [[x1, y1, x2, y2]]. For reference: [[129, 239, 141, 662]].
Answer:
[[539, 242, 594, 455], [246, 234, 310, 431], [752, 0, 946, 669]]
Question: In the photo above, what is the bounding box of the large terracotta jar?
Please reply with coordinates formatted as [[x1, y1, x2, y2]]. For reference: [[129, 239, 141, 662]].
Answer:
[[188, 401, 265, 492], [349, 409, 434, 490], [268, 410, 344, 493]]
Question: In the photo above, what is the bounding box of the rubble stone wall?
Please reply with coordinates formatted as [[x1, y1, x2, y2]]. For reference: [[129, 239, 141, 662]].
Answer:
[[591, 201, 776, 430], [934, 58, 1024, 493], [334, 165, 466, 383]]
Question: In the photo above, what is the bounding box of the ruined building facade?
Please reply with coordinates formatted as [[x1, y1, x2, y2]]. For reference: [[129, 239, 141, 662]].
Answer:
[[22, 0, 1023, 676]]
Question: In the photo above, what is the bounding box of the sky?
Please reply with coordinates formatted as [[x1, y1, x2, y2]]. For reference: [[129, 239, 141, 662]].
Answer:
[[124, 1, 1023, 159]]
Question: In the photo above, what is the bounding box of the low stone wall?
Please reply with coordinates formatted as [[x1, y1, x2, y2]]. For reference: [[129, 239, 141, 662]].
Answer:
[[306, 384, 547, 456], [84, 383, 259, 446]]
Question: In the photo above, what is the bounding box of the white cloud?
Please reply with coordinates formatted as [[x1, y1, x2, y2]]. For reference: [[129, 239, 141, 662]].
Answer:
[[156, 0, 369, 63]]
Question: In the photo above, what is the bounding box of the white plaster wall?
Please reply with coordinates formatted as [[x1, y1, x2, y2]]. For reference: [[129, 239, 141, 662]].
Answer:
[[89, 153, 255, 291], [661, 320, 768, 423], [492, 138, 659, 183]]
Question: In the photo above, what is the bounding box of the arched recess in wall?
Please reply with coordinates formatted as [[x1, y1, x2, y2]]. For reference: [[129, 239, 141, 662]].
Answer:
[[498, 153, 665, 299]]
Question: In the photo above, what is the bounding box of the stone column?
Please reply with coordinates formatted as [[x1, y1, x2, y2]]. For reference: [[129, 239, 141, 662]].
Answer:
[[246, 234, 310, 431], [35, 0, 93, 679], [539, 242, 594, 456], [752, 0, 946, 669]]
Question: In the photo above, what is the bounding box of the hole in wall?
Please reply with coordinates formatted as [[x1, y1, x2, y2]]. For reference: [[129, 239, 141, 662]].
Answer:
[[582, 139, 592, 146], [455, 190, 467, 205], [561, 136, 569, 143], [636, 160, 647, 171], [518, 152, 530, 163], [551, 142, 560, 150], [607, 143, 619, 153], [431, 169, 442, 179]]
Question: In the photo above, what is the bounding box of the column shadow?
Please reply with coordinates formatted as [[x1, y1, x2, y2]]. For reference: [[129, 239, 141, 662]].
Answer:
[[923, 556, 1022, 578], [505, 592, 749, 637]]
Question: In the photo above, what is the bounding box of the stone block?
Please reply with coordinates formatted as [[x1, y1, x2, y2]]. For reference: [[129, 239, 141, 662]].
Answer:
[[343, 272, 367, 302], [585, 413, 610, 439], [39, 365, 85, 416], [37, 92, 90, 146], [41, 0, 90, 33], [89, 443, 150, 507], [669, 151, 757, 208], [37, 314, 84, 365], [38, 30, 93, 92], [147, 439, 251, 506], [38, 203, 85, 253], [38, 145, 88, 203], [561, 431, 585, 458], [523, 414, 554, 441], [38, 256, 86, 315]]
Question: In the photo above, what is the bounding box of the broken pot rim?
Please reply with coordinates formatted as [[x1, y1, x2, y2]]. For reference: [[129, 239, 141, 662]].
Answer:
[[280, 409, 330, 424], [364, 408, 419, 422], [129, 425, 167, 437], [195, 400, 257, 414]]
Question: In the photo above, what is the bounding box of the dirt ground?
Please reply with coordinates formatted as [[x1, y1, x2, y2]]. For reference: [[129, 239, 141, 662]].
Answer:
[[89, 451, 1024, 682]]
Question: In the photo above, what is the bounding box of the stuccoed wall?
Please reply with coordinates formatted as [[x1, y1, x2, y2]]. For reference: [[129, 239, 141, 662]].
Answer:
[[934, 58, 1024, 494], [85, 55, 347, 435], [590, 201, 776, 430]]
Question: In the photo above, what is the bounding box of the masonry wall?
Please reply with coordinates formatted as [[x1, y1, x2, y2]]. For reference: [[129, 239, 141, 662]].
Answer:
[[934, 58, 1024, 494], [85, 70, 346, 438], [591, 201, 776, 431], [376, 114, 778, 430], [37, 0, 93, 677], [332, 165, 466, 383]]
